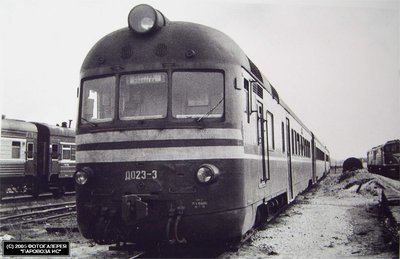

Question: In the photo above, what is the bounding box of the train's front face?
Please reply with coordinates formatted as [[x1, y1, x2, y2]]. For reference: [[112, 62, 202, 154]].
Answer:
[[75, 5, 248, 245], [383, 140, 400, 170]]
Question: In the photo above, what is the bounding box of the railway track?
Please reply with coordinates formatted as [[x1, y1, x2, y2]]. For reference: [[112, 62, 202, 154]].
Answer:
[[0, 201, 76, 230], [0, 191, 75, 204], [105, 203, 293, 259], [113, 184, 319, 258]]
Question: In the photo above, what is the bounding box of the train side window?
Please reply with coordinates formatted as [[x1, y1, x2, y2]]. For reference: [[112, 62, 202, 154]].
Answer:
[[281, 122, 285, 153], [304, 140, 307, 157], [300, 137, 304, 156], [266, 111, 274, 150], [51, 144, 59, 160], [11, 141, 21, 159], [291, 130, 295, 155], [257, 105, 263, 145], [27, 143, 34, 159], [62, 145, 71, 160], [71, 145, 76, 161], [294, 132, 297, 155], [244, 79, 250, 123]]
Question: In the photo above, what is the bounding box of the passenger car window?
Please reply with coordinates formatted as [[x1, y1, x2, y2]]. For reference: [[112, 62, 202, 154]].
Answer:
[[12, 141, 21, 159]]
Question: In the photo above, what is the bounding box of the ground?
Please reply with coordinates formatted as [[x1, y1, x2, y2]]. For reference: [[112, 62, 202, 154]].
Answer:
[[221, 169, 399, 258], [0, 169, 398, 258]]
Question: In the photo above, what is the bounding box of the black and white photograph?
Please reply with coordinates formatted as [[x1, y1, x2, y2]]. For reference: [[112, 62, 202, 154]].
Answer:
[[0, 0, 399, 258]]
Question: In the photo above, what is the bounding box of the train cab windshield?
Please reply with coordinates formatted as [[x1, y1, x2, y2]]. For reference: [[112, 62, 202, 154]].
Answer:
[[172, 72, 223, 119], [81, 76, 116, 124], [119, 73, 168, 120], [80, 71, 224, 126], [385, 143, 400, 153]]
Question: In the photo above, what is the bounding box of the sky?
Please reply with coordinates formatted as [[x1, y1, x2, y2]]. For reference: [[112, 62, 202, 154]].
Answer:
[[0, 0, 399, 161]]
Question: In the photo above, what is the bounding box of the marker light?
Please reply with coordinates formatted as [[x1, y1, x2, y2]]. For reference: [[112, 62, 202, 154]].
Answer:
[[196, 164, 219, 184], [128, 4, 167, 34], [74, 167, 93, 185]]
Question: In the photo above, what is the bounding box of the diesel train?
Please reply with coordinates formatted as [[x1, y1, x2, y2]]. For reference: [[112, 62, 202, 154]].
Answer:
[[367, 139, 400, 180], [75, 4, 330, 246], [0, 118, 76, 197]]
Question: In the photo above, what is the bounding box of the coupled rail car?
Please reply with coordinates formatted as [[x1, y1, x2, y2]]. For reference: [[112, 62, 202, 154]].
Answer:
[[367, 139, 400, 180], [75, 4, 330, 246], [0, 118, 76, 197]]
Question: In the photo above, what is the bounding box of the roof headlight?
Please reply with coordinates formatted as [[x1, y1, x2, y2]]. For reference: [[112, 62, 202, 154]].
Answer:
[[128, 4, 167, 34], [140, 17, 155, 31], [196, 164, 219, 184]]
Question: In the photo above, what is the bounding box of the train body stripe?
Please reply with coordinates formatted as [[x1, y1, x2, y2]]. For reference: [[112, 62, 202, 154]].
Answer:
[[78, 146, 247, 163], [77, 146, 312, 163], [77, 139, 242, 151], [76, 128, 242, 145]]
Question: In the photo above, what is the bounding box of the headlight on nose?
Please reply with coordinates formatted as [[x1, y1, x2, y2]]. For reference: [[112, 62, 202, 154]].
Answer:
[[128, 4, 167, 34], [196, 164, 219, 184], [74, 167, 93, 185]]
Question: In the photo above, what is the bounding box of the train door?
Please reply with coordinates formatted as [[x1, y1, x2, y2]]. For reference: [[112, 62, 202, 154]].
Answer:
[[25, 141, 35, 176], [37, 142, 47, 175], [50, 142, 60, 181], [257, 101, 268, 185], [285, 118, 293, 200]]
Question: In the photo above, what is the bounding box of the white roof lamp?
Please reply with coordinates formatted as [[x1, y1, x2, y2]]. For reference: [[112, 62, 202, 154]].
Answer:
[[128, 4, 168, 34]]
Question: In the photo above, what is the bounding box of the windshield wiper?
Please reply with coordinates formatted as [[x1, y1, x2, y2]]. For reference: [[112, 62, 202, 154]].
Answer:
[[196, 97, 224, 123], [81, 117, 98, 127]]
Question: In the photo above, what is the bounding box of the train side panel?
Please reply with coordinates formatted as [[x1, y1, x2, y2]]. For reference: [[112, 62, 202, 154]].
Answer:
[[35, 123, 76, 192], [0, 119, 37, 195]]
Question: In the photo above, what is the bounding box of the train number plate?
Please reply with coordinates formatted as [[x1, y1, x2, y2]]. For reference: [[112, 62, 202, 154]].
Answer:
[[125, 170, 158, 181]]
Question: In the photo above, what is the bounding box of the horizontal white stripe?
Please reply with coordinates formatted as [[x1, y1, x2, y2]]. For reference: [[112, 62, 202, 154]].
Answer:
[[78, 146, 245, 163], [77, 128, 242, 145], [77, 146, 316, 163]]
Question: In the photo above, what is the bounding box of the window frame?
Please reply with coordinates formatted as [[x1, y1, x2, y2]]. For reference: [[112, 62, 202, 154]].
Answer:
[[80, 75, 117, 125], [11, 141, 21, 159], [51, 144, 59, 160], [266, 111, 275, 151], [61, 143, 76, 161], [27, 142, 34, 160], [119, 72, 168, 121], [171, 70, 225, 120]]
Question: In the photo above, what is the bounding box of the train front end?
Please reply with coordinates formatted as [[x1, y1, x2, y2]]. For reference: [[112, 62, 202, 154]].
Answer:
[[383, 140, 400, 178], [75, 5, 251, 245]]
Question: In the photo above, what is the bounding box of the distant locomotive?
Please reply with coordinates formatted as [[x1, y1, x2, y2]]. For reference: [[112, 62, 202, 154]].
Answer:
[[75, 4, 330, 246], [0, 118, 76, 197], [367, 139, 400, 179]]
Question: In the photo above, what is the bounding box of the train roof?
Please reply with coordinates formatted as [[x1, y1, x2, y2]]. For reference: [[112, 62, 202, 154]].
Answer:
[[33, 122, 75, 138], [385, 139, 400, 145], [1, 118, 37, 133], [368, 139, 399, 152], [81, 21, 250, 77]]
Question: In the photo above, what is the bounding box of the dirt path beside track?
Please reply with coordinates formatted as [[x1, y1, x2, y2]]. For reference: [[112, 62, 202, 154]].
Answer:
[[222, 169, 398, 258]]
